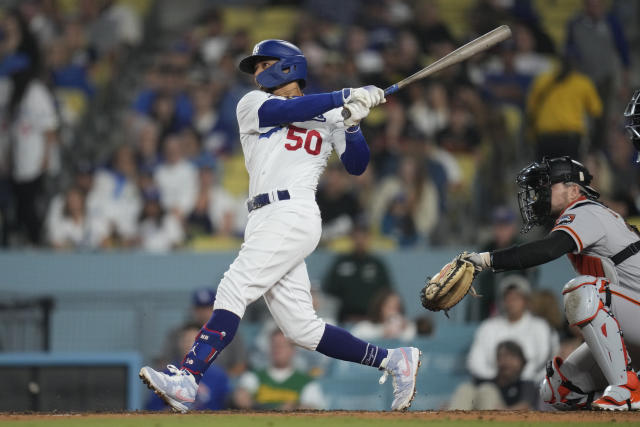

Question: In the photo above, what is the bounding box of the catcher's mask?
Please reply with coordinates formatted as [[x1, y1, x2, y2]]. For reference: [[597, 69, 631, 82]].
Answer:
[[516, 156, 599, 233], [624, 89, 640, 162]]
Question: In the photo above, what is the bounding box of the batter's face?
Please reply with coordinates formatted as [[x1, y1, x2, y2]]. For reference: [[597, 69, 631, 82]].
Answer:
[[253, 59, 278, 79], [550, 182, 581, 215]]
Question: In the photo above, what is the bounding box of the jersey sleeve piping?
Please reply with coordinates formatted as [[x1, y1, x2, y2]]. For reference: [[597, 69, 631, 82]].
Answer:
[[552, 225, 583, 252]]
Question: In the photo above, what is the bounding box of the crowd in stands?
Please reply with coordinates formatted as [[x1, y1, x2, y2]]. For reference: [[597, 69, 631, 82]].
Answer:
[[0, 0, 637, 251]]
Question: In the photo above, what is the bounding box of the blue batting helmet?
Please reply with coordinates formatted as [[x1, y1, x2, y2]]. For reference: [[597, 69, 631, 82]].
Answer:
[[238, 39, 307, 89]]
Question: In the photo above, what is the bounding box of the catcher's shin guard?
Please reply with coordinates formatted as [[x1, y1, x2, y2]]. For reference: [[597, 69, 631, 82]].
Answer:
[[562, 277, 631, 386], [540, 356, 596, 410]]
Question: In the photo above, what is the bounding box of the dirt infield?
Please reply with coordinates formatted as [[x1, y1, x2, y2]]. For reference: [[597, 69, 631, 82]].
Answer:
[[1, 410, 639, 423]]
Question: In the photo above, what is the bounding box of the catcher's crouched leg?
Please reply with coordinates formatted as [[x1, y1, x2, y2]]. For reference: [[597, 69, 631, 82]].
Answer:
[[563, 276, 630, 385], [540, 356, 598, 410]]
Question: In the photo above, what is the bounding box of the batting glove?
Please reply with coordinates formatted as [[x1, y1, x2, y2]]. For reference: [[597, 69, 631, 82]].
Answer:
[[343, 100, 370, 127], [342, 86, 386, 109], [462, 252, 491, 271]]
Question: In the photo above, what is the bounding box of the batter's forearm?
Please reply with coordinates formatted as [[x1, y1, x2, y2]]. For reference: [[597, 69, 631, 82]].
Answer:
[[258, 91, 346, 127], [340, 127, 369, 175], [490, 231, 576, 270]]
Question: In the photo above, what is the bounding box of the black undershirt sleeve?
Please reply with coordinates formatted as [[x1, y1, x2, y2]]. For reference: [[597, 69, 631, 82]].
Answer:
[[490, 231, 577, 271]]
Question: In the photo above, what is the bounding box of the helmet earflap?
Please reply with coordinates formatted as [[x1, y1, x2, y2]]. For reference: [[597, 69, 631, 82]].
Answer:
[[238, 39, 307, 90]]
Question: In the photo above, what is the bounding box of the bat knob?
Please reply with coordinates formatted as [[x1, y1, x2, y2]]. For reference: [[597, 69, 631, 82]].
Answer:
[[341, 107, 351, 119]]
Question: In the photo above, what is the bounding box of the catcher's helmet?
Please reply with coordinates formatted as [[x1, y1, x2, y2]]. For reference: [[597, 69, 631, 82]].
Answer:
[[624, 89, 640, 161], [238, 39, 307, 90], [516, 156, 599, 233]]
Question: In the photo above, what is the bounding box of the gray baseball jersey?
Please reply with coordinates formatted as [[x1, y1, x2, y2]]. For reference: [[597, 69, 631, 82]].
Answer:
[[552, 196, 640, 293]]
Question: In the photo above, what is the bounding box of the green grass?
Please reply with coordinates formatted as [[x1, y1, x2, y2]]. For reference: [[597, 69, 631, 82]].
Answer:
[[2, 414, 639, 427]]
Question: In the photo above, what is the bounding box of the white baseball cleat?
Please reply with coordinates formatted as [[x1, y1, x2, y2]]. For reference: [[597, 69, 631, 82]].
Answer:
[[592, 372, 640, 411], [379, 347, 422, 411], [139, 364, 197, 413]]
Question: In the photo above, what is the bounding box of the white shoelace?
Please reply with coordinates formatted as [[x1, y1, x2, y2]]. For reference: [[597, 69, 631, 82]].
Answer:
[[166, 364, 188, 376]]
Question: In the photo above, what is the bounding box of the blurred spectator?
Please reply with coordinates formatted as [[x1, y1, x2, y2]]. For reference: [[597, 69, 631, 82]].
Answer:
[[467, 275, 559, 382], [343, 25, 383, 75], [526, 56, 602, 160], [85, 0, 142, 55], [528, 289, 565, 335], [132, 117, 161, 172], [188, 76, 237, 156], [566, 0, 631, 150], [46, 36, 94, 127], [133, 62, 193, 136], [146, 322, 230, 411], [372, 156, 439, 245], [466, 206, 537, 321], [436, 99, 481, 153], [1, 10, 59, 246], [316, 161, 361, 242], [381, 193, 419, 247], [415, 315, 435, 336], [137, 189, 184, 252], [350, 289, 416, 341], [406, 83, 449, 140], [448, 340, 538, 410], [409, 1, 455, 56], [154, 134, 198, 220], [187, 162, 244, 238], [468, 0, 513, 38], [607, 126, 639, 201], [232, 329, 326, 410], [87, 145, 141, 246], [583, 150, 614, 201], [323, 221, 393, 323], [45, 161, 95, 232], [194, 8, 229, 67], [18, 0, 57, 46], [46, 187, 108, 250], [160, 288, 247, 377], [511, 22, 553, 78], [481, 40, 533, 109]]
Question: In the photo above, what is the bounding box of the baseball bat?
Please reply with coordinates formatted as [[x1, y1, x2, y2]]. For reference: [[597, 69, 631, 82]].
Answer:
[[342, 24, 512, 119]]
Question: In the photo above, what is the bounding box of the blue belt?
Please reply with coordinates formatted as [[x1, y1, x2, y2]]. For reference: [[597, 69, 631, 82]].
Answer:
[[247, 190, 291, 212]]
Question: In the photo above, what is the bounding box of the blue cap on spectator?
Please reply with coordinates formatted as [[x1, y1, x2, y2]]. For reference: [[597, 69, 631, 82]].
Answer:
[[192, 288, 216, 307], [492, 206, 516, 225]]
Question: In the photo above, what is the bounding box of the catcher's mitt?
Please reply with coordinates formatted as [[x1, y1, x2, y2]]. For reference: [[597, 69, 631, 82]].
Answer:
[[420, 252, 480, 315]]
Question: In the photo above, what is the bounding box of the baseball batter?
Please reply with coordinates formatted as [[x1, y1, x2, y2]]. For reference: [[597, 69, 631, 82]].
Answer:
[[140, 39, 421, 412], [463, 156, 640, 411]]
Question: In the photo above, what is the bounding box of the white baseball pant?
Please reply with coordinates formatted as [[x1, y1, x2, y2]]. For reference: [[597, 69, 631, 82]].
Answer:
[[213, 198, 326, 350]]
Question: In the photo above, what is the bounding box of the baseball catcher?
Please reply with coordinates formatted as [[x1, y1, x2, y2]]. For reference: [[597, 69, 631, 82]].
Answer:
[[452, 156, 640, 411]]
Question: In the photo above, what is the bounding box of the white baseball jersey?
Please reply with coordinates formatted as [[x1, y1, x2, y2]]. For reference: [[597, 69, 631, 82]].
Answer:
[[236, 90, 348, 198], [552, 196, 640, 293]]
